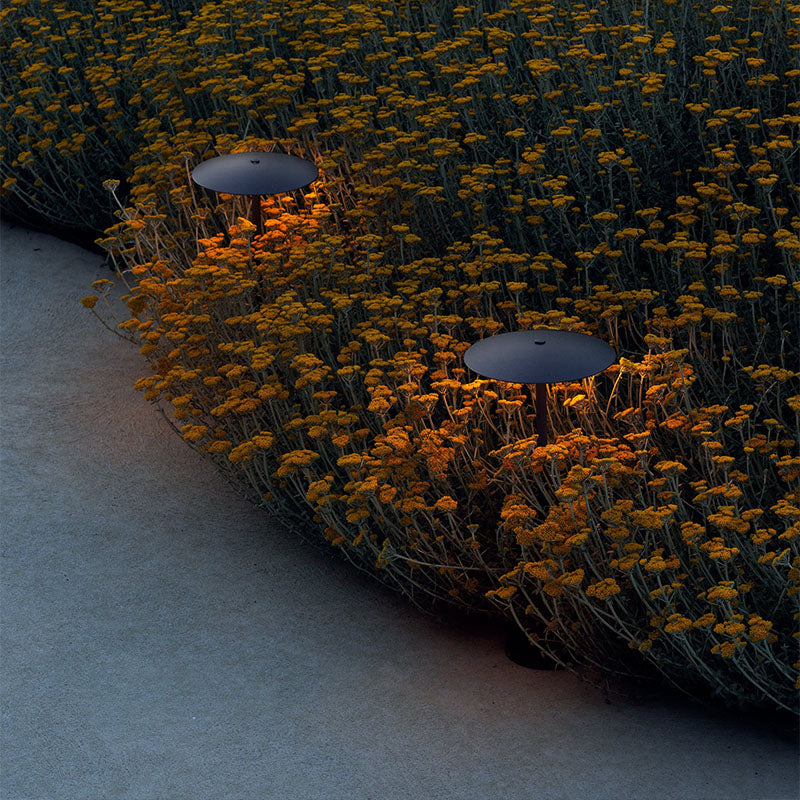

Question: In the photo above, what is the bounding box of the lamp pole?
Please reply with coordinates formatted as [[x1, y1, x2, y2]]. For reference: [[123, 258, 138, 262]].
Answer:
[[533, 382, 548, 446], [249, 194, 262, 236]]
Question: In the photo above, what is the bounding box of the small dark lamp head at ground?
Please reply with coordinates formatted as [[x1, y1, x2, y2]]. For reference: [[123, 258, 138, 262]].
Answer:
[[464, 329, 616, 446], [191, 152, 319, 235]]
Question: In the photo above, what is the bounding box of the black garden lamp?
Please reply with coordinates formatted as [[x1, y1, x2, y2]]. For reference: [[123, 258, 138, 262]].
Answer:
[[464, 329, 616, 447], [466, 328, 616, 670], [191, 152, 319, 236]]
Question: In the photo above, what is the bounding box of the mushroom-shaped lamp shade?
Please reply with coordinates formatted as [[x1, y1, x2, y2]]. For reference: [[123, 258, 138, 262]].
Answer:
[[464, 329, 616, 446], [191, 152, 319, 234], [192, 152, 318, 196]]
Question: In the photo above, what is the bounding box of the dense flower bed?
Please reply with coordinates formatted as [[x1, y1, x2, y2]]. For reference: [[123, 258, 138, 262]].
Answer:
[[3, 0, 798, 715]]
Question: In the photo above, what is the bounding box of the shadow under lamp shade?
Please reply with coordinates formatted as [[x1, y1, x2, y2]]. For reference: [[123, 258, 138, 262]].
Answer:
[[191, 152, 319, 236], [463, 329, 616, 447]]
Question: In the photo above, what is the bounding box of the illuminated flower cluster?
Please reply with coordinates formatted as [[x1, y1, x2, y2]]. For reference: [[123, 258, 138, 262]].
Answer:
[[3, 0, 798, 716]]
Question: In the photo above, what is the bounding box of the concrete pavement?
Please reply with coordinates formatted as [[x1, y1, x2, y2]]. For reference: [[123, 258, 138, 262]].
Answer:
[[1, 220, 797, 800]]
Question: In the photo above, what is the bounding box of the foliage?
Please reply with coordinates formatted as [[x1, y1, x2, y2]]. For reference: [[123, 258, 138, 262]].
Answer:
[[4, 0, 799, 715]]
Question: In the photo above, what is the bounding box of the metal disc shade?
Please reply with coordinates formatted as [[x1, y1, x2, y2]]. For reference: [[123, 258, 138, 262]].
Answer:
[[463, 329, 616, 384], [191, 152, 319, 196]]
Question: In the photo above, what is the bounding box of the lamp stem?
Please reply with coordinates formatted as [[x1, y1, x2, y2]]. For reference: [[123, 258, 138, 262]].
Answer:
[[250, 194, 263, 236], [534, 382, 549, 446]]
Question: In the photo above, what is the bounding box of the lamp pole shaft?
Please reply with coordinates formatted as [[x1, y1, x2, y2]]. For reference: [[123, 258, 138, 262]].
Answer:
[[534, 382, 549, 446], [250, 194, 263, 236]]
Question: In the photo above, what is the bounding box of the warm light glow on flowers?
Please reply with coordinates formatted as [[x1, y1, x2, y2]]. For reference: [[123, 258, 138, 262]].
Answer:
[[7, 0, 797, 718]]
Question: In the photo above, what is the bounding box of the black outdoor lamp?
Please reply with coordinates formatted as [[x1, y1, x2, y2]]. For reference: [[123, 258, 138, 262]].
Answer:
[[191, 152, 319, 236], [465, 328, 616, 669], [464, 329, 616, 447]]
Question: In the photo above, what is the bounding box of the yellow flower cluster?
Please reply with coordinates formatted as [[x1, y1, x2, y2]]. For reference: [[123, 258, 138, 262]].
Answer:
[[4, 0, 798, 716]]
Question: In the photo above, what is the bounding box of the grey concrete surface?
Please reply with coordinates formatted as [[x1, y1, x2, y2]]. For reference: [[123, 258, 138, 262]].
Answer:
[[0, 220, 797, 800]]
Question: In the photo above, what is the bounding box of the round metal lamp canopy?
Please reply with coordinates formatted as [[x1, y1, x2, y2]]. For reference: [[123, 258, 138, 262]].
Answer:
[[191, 152, 319, 196], [463, 329, 616, 385]]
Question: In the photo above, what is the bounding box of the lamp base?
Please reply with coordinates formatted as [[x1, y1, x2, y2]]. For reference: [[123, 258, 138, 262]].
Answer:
[[504, 624, 565, 670]]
